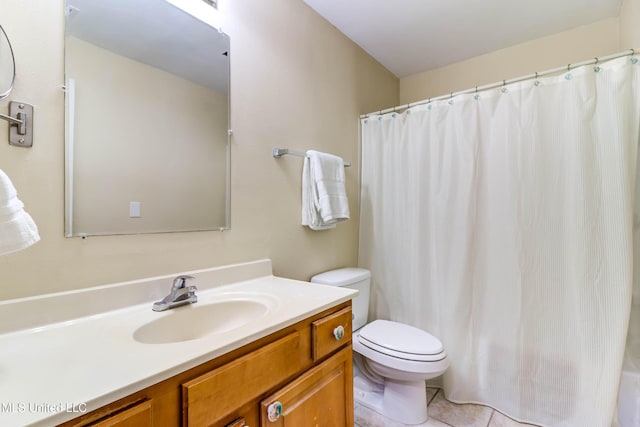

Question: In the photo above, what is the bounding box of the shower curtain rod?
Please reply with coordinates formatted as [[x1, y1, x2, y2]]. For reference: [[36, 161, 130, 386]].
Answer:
[[360, 48, 637, 118]]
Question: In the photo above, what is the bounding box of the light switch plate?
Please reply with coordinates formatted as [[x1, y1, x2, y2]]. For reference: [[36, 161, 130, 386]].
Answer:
[[129, 201, 141, 218]]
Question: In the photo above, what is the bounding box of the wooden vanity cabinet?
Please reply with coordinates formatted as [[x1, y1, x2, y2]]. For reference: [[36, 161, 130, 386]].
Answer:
[[59, 301, 353, 427], [183, 305, 353, 427]]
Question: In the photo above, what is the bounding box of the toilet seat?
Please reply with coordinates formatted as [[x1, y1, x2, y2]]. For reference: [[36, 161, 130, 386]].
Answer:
[[357, 320, 445, 362], [353, 334, 449, 378]]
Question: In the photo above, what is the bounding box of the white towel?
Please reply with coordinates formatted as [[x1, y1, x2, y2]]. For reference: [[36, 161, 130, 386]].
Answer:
[[302, 150, 350, 230], [0, 169, 40, 255]]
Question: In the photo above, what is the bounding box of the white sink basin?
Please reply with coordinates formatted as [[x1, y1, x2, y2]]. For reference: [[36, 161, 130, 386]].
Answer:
[[133, 296, 275, 344]]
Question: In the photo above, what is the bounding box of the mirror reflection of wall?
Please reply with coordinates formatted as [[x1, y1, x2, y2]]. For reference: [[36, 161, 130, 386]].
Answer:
[[64, 0, 230, 237]]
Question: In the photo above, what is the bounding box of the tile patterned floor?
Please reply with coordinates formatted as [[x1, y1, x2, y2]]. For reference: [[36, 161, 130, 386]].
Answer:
[[355, 388, 539, 427]]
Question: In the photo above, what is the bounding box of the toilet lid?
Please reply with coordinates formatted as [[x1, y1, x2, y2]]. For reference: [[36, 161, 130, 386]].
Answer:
[[358, 320, 444, 359]]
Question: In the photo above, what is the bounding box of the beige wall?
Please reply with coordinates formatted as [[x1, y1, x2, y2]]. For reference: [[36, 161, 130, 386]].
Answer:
[[400, 18, 620, 104], [621, 0, 640, 48], [67, 37, 228, 235], [0, 0, 398, 300]]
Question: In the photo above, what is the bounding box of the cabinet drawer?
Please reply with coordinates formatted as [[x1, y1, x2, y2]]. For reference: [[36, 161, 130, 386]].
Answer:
[[311, 306, 352, 361], [90, 400, 152, 427], [182, 331, 306, 426]]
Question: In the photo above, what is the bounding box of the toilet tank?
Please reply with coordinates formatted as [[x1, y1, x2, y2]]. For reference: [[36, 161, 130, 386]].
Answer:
[[310, 268, 371, 331]]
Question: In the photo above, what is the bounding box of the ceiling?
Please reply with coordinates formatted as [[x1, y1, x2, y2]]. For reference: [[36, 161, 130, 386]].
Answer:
[[303, 0, 622, 78]]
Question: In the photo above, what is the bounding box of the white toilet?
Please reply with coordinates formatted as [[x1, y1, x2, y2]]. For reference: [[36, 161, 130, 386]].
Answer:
[[311, 268, 449, 425]]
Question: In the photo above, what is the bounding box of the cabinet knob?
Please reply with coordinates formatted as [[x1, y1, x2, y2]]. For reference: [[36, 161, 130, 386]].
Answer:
[[267, 401, 283, 422], [333, 325, 345, 341]]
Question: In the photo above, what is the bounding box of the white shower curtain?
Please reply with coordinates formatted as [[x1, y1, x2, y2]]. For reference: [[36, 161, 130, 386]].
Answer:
[[359, 55, 640, 426]]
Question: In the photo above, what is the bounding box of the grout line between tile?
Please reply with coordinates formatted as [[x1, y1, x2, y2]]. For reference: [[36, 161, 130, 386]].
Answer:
[[486, 409, 495, 427], [426, 388, 458, 427], [427, 387, 440, 405]]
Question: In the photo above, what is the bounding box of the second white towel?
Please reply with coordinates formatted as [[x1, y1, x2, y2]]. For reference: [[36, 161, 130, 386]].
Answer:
[[0, 169, 40, 254], [302, 150, 350, 230]]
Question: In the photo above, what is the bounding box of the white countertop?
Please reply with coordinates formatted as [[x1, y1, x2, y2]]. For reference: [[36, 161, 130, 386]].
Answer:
[[0, 260, 356, 426]]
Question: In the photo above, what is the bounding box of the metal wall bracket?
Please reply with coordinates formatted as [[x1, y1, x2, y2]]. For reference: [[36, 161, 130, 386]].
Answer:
[[0, 101, 34, 148]]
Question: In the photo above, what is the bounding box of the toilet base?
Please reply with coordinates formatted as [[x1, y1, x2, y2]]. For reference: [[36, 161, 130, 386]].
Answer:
[[354, 368, 428, 425]]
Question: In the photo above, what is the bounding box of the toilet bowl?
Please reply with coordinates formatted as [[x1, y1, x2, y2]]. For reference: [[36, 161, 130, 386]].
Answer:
[[353, 319, 449, 424], [311, 268, 449, 425]]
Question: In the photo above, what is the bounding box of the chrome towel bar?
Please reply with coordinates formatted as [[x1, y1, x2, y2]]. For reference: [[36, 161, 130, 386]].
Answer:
[[272, 147, 351, 167]]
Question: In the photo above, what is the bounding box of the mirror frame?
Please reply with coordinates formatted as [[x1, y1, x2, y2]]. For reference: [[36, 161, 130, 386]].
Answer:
[[63, 1, 231, 237]]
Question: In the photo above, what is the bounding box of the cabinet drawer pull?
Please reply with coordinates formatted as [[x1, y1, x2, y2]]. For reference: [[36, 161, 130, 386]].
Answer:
[[333, 325, 345, 341], [267, 401, 283, 422], [225, 417, 247, 427]]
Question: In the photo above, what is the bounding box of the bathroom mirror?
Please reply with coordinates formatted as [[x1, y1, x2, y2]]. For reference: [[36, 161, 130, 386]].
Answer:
[[64, 0, 230, 237], [0, 24, 15, 99]]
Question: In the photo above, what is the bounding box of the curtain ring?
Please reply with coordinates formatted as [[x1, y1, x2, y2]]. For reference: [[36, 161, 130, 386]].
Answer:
[[567, 63, 571, 72], [594, 56, 599, 64], [534, 72, 541, 86], [475, 86, 478, 93]]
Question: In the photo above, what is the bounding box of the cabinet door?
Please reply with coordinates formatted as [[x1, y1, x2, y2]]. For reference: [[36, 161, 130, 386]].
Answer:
[[90, 400, 152, 427], [260, 346, 353, 427], [183, 331, 306, 426]]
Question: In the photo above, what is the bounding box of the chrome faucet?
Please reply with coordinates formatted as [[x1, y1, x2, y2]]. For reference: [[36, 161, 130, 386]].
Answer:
[[152, 275, 198, 312]]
